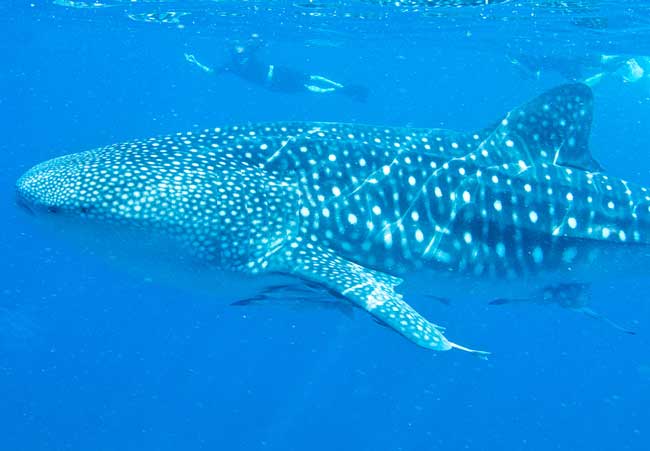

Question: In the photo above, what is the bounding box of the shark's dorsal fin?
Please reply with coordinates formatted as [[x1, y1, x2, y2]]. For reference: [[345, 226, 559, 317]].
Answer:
[[270, 241, 489, 355], [495, 83, 602, 172]]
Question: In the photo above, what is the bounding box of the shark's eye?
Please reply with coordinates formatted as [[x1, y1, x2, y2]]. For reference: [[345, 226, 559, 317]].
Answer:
[[47, 206, 60, 214], [80, 206, 91, 214]]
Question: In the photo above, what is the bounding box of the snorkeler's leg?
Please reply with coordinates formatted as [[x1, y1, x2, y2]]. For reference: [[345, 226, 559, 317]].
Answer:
[[309, 75, 344, 89], [304, 75, 369, 102], [583, 72, 605, 87], [184, 53, 215, 74], [304, 85, 337, 93], [578, 307, 636, 335], [304, 75, 342, 93], [600, 54, 629, 70]]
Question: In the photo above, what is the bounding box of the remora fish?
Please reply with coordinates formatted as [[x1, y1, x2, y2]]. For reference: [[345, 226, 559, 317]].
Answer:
[[15, 84, 649, 353], [231, 282, 356, 319]]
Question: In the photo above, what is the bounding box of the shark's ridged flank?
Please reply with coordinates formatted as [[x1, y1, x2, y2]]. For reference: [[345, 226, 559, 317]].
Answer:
[[15, 84, 649, 353]]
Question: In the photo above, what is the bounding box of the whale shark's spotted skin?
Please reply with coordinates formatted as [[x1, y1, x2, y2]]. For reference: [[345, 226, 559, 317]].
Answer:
[[15, 84, 650, 353]]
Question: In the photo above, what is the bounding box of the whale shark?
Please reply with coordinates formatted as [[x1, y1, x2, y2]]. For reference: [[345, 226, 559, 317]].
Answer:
[[15, 83, 649, 354]]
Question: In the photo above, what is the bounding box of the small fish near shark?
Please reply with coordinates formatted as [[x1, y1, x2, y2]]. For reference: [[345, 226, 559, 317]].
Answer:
[[231, 282, 356, 319], [15, 83, 648, 354]]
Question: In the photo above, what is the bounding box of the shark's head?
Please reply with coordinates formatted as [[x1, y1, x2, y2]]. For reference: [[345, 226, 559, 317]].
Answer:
[[16, 141, 296, 272], [16, 152, 97, 219]]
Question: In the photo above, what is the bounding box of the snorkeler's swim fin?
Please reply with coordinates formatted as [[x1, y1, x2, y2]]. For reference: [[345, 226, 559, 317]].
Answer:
[[489, 297, 529, 305], [340, 84, 370, 103]]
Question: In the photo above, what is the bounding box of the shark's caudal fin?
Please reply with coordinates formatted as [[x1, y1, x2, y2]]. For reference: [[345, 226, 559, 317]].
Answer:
[[492, 83, 603, 172]]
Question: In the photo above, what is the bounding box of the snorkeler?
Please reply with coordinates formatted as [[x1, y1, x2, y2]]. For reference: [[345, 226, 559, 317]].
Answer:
[[583, 55, 650, 87], [490, 283, 636, 335], [508, 52, 650, 88], [185, 38, 369, 102]]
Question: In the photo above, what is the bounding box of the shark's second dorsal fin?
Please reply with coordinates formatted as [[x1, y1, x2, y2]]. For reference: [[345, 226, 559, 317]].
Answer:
[[495, 83, 603, 172]]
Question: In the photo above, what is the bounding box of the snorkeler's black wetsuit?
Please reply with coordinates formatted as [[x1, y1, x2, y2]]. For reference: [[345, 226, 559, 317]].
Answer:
[[226, 57, 311, 93], [511, 53, 631, 82], [217, 42, 368, 102]]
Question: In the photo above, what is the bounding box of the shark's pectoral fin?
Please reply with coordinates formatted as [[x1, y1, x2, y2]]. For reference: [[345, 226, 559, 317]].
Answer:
[[496, 83, 603, 172], [272, 242, 488, 355]]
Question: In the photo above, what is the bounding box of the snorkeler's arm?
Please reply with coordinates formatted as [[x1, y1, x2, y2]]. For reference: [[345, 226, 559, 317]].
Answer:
[[184, 53, 215, 74]]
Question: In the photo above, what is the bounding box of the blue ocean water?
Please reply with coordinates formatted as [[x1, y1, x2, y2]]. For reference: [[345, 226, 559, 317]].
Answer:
[[3, 1, 650, 450]]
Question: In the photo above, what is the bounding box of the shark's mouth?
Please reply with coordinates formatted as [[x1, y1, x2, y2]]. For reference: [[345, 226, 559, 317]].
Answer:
[[15, 189, 35, 216]]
